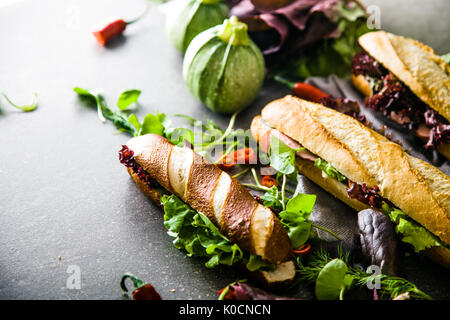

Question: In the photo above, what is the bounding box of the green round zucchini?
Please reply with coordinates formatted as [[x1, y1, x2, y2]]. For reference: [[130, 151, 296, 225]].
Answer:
[[183, 16, 265, 114]]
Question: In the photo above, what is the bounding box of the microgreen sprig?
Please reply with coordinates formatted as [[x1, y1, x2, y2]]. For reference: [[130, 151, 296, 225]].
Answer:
[[1, 92, 38, 112], [295, 248, 431, 300]]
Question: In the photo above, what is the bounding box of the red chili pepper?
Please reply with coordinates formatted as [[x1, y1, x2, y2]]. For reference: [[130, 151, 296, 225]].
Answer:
[[274, 75, 329, 103], [216, 162, 235, 171], [292, 243, 311, 256], [93, 19, 127, 46], [225, 148, 257, 165], [233, 148, 257, 164], [216, 148, 257, 170], [92, 5, 150, 46], [120, 273, 162, 300], [292, 82, 329, 103], [261, 175, 278, 188]]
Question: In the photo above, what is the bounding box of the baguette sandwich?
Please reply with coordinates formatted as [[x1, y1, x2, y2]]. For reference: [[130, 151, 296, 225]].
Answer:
[[250, 95, 450, 269], [118, 133, 296, 289], [350, 31, 450, 159]]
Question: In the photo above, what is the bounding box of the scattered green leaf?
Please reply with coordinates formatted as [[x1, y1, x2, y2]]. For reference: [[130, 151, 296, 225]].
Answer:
[[117, 89, 141, 110], [1, 92, 38, 112], [315, 258, 348, 300], [161, 194, 273, 271]]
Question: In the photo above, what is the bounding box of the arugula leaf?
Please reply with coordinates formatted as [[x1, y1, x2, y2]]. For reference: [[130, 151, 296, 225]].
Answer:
[[314, 158, 347, 182], [74, 86, 163, 137], [117, 89, 141, 110], [161, 194, 275, 271], [1, 92, 38, 112], [260, 186, 284, 212], [285, 193, 316, 217], [127, 113, 141, 133], [381, 203, 444, 252], [268, 134, 298, 176], [278, 193, 317, 248], [141, 113, 165, 136], [165, 127, 195, 146], [74, 87, 108, 122]]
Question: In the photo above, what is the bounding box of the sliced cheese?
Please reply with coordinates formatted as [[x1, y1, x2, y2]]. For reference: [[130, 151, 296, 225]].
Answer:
[[168, 146, 194, 199], [212, 171, 232, 226]]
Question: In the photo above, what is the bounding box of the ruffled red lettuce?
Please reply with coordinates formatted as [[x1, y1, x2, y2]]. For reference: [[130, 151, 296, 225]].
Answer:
[[351, 51, 450, 149], [226, 0, 370, 77]]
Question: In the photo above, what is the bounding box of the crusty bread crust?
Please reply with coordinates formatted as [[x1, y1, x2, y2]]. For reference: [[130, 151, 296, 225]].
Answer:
[[358, 31, 450, 122], [127, 168, 164, 207], [126, 134, 291, 264], [256, 96, 449, 246], [425, 247, 450, 270], [437, 144, 450, 161], [127, 134, 174, 193]]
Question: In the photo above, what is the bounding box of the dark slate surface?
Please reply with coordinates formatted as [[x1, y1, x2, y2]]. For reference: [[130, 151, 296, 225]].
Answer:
[[0, 0, 449, 300]]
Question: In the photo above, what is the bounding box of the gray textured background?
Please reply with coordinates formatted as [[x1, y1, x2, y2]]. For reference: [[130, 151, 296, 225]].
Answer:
[[0, 0, 449, 300]]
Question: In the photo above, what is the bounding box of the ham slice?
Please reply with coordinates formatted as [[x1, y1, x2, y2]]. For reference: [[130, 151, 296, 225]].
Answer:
[[260, 128, 318, 162]]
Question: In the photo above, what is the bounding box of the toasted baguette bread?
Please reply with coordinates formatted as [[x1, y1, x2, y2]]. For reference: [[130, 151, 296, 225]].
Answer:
[[250, 95, 450, 268], [357, 31, 450, 122], [124, 134, 296, 288]]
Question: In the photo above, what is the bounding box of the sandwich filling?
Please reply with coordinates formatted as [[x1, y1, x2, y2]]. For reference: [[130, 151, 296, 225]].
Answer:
[[351, 51, 450, 149], [119, 145, 161, 190]]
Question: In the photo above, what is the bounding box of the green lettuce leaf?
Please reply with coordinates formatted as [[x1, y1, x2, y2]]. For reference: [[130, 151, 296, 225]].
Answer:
[[161, 194, 274, 270], [314, 158, 347, 182], [382, 203, 444, 253], [260, 186, 284, 212], [278, 193, 317, 248], [279, 6, 370, 79], [268, 133, 301, 177], [117, 89, 141, 110]]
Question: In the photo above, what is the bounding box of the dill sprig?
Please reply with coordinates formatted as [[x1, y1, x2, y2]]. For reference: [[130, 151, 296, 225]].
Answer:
[[294, 247, 431, 300], [352, 268, 432, 300]]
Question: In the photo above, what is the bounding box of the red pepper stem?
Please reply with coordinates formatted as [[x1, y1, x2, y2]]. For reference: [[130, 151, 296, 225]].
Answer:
[[125, 2, 151, 25], [120, 273, 147, 294], [273, 75, 296, 90]]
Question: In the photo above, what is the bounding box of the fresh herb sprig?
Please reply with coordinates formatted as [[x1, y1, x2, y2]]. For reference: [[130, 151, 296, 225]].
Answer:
[[1, 92, 38, 112], [74, 87, 195, 144], [295, 248, 431, 300], [252, 134, 341, 245], [174, 111, 257, 164], [75, 88, 255, 163], [161, 193, 274, 271]]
